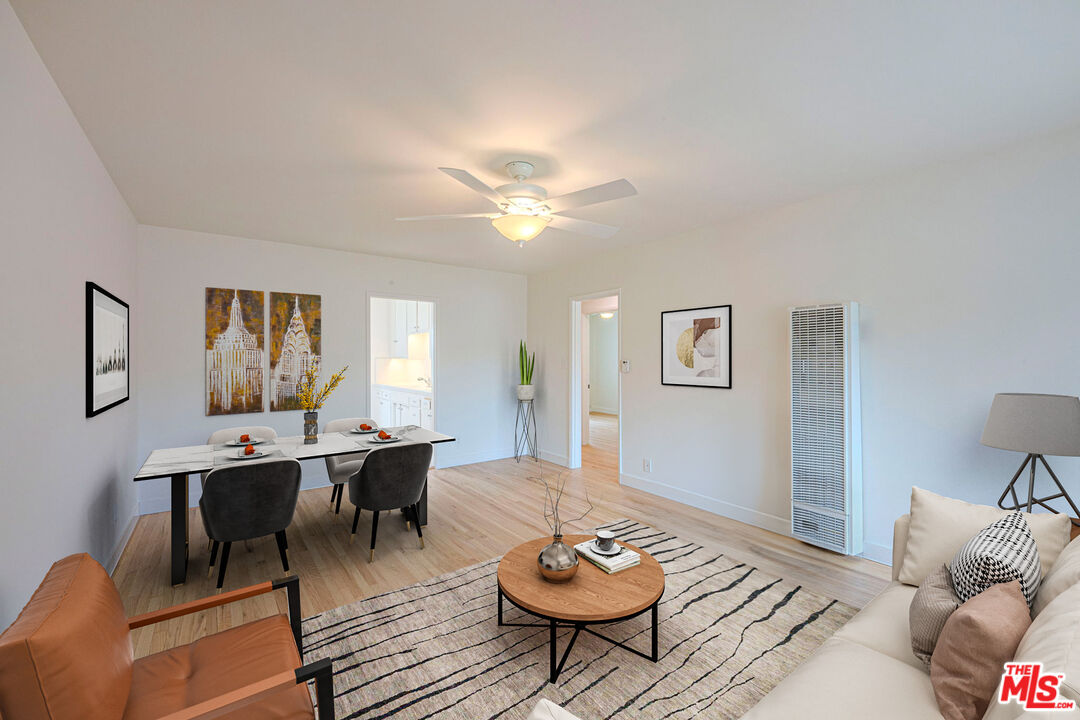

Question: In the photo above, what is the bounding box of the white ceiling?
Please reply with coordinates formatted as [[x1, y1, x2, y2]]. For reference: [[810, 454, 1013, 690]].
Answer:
[[12, 1, 1080, 274]]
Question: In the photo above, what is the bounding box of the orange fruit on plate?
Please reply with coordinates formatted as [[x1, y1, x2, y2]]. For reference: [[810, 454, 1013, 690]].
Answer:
[[244, 444, 255, 455], [378, 430, 391, 440], [239, 434, 251, 443]]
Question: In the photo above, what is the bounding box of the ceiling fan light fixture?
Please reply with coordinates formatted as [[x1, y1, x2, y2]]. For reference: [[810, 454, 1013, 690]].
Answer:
[[491, 213, 551, 244]]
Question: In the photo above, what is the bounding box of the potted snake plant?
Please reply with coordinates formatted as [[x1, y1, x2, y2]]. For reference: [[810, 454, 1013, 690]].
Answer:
[[518, 340, 536, 401]]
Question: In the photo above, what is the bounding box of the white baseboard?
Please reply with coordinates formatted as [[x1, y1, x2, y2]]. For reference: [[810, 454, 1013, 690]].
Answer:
[[539, 450, 569, 467], [619, 471, 791, 537], [107, 511, 138, 574], [859, 541, 893, 566]]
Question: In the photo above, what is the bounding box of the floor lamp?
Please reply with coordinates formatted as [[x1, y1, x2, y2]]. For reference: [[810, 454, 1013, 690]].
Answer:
[[981, 393, 1080, 526]]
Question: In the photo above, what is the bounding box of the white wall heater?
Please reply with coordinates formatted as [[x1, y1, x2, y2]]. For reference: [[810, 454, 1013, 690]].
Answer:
[[789, 302, 862, 555]]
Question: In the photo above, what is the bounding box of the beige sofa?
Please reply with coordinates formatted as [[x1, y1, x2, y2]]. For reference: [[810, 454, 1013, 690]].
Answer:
[[745, 513, 1080, 719], [528, 699, 582, 720]]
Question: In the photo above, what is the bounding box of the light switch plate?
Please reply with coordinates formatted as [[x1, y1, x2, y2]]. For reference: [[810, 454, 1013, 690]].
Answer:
[[621, 360, 631, 373]]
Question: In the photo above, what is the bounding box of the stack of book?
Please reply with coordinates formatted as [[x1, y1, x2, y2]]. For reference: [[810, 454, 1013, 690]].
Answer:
[[574, 540, 640, 574]]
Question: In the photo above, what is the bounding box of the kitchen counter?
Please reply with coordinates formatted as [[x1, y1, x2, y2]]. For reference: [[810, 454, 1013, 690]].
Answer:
[[373, 383, 432, 396]]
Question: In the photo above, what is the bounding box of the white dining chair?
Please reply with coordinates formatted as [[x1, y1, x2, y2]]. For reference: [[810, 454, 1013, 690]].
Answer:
[[322, 417, 377, 515]]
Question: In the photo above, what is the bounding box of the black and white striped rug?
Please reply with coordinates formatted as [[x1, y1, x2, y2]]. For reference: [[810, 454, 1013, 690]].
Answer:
[[300, 520, 855, 720]]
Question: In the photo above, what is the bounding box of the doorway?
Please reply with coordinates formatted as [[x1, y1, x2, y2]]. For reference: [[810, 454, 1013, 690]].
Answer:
[[368, 295, 436, 432], [569, 291, 620, 478]]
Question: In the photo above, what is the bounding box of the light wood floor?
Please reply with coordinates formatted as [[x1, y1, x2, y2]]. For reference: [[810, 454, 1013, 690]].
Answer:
[[113, 448, 890, 657], [583, 412, 618, 470]]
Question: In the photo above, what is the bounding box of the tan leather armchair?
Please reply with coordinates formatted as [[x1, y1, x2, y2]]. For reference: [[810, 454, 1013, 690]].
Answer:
[[0, 554, 334, 719]]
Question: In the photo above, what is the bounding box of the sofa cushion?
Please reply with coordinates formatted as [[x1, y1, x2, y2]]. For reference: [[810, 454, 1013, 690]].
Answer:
[[949, 513, 1040, 606], [930, 581, 1030, 720], [0, 553, 134, 720], [909, 565, 961, 669], [899, 487, 1069, 587], [1034, 534, 1080, 615], [833, 581, 922, 671], [985, 579, 1080, 720], [742, 636, 943, 719], [123, 615, 312, 720], [527, 698, 584, 720]]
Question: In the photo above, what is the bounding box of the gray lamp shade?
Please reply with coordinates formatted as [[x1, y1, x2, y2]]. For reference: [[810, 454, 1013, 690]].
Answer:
[[981, 393, 1080, 457]]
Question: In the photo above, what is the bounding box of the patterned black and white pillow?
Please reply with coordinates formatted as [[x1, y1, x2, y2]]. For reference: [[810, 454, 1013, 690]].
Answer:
[[950, 512, 1041, 606]]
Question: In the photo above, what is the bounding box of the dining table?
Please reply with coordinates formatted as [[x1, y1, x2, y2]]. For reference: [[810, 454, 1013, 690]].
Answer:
[[133, 425, 456, 585]]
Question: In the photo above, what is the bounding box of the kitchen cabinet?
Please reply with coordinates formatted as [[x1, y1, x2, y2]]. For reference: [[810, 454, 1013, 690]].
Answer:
[[388, 302, 408, 358], [406, 301, 433, 335], [372, 386, 433, 430]]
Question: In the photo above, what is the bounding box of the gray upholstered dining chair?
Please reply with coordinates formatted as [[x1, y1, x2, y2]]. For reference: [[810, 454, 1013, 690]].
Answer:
[[201, 458, 301, 589], [322, 417, 376, 515], [348, 442, 432, 562]]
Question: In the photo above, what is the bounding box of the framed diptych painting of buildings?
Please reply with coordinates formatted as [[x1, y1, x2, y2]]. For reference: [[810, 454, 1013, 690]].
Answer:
[[661, 304, 732, 389], [205, 287, 264, 415], [86, 281, 130, 417], [269, 292, 321, 412]]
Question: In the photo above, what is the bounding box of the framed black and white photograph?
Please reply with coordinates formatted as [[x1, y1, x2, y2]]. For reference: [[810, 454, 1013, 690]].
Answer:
[[661, 304, 731, 388], [86, 281, 130, 417]]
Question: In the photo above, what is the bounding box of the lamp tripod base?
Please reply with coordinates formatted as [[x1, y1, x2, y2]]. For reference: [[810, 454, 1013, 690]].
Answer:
[[997, 453, 1080, 526]]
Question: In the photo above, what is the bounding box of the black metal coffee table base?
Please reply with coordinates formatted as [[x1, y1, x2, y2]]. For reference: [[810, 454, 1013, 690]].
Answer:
[[497, 584, 660, 683]]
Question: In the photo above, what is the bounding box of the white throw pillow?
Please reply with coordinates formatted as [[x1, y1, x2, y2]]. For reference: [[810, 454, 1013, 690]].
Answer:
[[1034, 534, 1080, 615], [898, 487, 1070, 587]]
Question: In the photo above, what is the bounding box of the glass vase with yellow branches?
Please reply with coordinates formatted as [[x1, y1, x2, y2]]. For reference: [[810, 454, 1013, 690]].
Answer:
[[295, 359, 348, 411]]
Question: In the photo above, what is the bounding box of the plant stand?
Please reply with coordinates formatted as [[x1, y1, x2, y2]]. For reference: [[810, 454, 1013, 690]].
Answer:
[[515, 399, 538, 462]]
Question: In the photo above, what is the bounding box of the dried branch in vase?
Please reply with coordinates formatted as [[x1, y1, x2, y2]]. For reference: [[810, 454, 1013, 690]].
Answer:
[[532, 462, 593, 538]]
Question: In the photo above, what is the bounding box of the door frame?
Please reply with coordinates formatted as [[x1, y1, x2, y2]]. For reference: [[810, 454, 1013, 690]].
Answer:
[[568, 288, 621, 470], [366, 291, 439, 458]]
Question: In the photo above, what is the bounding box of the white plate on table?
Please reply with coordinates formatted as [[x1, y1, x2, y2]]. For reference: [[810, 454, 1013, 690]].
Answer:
[[233, 449, 269, 460], [590, 540, 624, 557], [224, 437, 267, 446], [350, 427, 379, 434], [367, 435, 401, 444]]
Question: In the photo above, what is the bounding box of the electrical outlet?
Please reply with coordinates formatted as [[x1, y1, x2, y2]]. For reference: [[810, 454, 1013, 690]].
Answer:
[[642, 457, 652, 472]]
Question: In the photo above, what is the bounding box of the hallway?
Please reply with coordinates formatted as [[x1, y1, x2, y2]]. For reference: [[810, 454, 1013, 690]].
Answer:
[[582, 412, 618, 479]]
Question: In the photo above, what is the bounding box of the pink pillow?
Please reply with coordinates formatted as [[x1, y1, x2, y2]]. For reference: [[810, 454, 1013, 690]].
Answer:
[[930, 580, 1031, 720]]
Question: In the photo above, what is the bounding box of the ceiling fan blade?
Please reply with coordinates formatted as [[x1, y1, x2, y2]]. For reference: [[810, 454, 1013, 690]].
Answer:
[[544, 178, 637, 213], [438, 167, 507, 207], [396, 213, 498, 221], [546, 214, 620, 239]]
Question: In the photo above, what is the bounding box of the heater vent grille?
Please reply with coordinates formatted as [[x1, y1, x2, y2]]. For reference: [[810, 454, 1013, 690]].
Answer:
[[790, 302, 862, 555]]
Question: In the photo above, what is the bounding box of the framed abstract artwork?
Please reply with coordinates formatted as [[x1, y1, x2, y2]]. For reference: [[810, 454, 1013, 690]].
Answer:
[[205, 287, 265, 415], [269, 292, 321, 412], [661, 304, 732, 388], [86, 281, 130, 417]]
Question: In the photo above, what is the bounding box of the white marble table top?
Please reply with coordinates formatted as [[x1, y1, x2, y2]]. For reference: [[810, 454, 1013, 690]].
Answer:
[[134, 425, 455, 480]]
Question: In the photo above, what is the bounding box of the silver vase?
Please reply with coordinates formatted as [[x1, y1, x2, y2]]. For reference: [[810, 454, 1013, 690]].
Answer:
[[537, 535, 579, 583]]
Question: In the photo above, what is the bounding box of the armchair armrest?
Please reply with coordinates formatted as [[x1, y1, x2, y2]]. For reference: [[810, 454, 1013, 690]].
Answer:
[[156, 658, 335, 720], [129, 575, 304, 656]]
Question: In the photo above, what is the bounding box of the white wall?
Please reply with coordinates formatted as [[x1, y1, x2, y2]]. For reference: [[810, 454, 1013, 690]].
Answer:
[[528, 127, 1080, 563], [136, 225, 526, 512], [0, 0, 139, 625], [588, 313, 619, 415]]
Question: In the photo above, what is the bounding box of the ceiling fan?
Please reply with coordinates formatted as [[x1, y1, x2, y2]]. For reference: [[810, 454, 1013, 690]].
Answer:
[[396, 161, 637, 246]]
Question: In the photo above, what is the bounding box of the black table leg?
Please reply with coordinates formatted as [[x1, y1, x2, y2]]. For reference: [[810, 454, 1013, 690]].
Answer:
[[651, 602, 659, 661], [417, 478, 428, 526], [549, 619, 557, 683], [170, 473, 189, 585], [497, 587, 504, 625]]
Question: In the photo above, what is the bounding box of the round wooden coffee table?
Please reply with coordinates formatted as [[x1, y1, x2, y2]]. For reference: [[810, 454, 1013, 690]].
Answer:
[[497, 534, 665, 683]]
